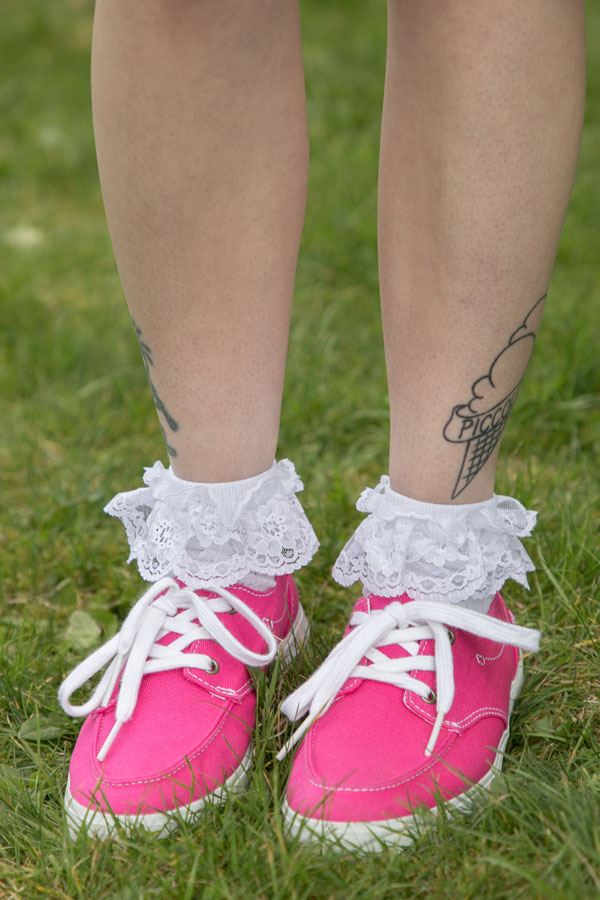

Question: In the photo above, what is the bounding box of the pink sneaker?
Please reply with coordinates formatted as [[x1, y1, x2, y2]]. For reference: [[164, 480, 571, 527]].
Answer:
[[279, 592, 539, 851], [59, 574, 308, 838]]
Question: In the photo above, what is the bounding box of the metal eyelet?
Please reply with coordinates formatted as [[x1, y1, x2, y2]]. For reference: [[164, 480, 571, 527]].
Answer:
[[447, 628, 456, 645], [423, 689, 437, 705], [206, 658, 220, 675], [224, 608, 237, 615]]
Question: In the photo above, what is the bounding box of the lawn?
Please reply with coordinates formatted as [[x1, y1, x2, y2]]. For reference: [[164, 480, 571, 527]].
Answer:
[[1, 1, 599, 898]]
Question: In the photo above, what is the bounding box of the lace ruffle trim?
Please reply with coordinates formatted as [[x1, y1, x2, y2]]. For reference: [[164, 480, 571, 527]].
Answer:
[[104, 459, 319, 588], [332, 476, 537, 611]]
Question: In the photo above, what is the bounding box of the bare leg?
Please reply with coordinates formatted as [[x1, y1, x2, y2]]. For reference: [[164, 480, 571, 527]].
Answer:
[[277, 2, 587, 846], [379, 0, 586, 502], [91, 0, 308, 481], [61, 1, 318, 835]]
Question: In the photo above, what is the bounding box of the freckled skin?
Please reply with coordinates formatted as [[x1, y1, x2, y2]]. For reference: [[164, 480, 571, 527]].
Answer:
[[92, 0, 585, 498], [380, 1, 585, 502], [92, 0, 307, 482]]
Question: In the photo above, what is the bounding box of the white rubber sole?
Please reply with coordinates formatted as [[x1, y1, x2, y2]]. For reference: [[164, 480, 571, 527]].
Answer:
[[282, 658, 525, 853], [281, 601, 310, 664], [65, 601, 310, 840], [65, 743, 253, 840]]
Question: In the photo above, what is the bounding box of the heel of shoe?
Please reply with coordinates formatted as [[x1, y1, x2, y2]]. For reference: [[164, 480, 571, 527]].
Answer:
[[281, 603, 310, 663]]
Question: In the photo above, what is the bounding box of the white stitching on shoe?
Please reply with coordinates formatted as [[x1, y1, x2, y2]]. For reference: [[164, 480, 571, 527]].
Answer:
[[278, 599, 539, 761], [59, 578, 278, 761], [476, 644, 505, 665], [90, 710, 239, 788], [302, 727, 457, 793]]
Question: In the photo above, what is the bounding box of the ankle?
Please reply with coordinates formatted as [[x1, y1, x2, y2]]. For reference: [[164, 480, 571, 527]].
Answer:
[[333, 475, 536, 612], [104, 458, 319, 590]]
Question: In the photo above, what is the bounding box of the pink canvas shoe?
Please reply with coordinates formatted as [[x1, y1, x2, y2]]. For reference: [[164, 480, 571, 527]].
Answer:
[[279, 477, 540, 851], [279, 590, 539, 850], [60, 574, 308, 838], [58, 458, 318, 838]]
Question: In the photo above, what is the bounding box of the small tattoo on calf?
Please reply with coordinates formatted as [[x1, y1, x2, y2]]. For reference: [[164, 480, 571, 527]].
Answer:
[[443, 294, 547, 499], [133, 320, 180, 458]]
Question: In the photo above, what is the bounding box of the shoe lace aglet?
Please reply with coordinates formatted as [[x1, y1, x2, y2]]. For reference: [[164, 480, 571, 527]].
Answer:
[[100, 653, 127, 708], [276, 716, 312, 763], [424, 710, 445, 757], [97, 719, 123, 762]]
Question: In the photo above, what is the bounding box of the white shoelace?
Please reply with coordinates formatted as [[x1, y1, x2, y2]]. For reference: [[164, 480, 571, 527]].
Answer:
[[277, 600, 540, 761], [59, 577, 278, 761]]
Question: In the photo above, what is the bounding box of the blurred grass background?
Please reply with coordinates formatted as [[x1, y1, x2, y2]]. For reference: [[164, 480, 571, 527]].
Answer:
[[1, 1, 599, 898]]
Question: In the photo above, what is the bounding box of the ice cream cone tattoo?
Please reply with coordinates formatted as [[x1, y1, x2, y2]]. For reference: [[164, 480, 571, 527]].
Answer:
[[443, 294, 546, 499]]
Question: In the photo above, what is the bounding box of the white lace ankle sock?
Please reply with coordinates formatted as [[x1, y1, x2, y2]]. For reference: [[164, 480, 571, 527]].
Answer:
[[104, 459, 319, 590], [332, 476, 537, 613]]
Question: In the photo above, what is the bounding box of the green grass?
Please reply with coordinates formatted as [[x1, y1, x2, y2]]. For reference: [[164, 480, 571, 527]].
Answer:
[[1, 0, 599, 898]]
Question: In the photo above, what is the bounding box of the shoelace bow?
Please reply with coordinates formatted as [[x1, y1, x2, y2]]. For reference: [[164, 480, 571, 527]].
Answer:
[[59, 577, 278, 761], [277, 599, 540, 761]]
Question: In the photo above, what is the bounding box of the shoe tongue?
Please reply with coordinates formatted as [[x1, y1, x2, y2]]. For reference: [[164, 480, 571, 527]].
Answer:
[[155, 584, 214, 649], [352, 593, 422, 661], [361, 593, 415, 613], [155, 585, 244, 650]]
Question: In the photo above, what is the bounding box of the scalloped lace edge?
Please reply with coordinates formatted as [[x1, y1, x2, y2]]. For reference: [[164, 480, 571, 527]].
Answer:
[[332, 476, 537, 612], [104, 459, 319, 588]]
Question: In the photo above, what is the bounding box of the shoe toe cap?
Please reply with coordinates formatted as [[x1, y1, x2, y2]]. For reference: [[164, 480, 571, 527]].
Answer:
[[68, 677, 255, 817], [285, 685, 507, 824]]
